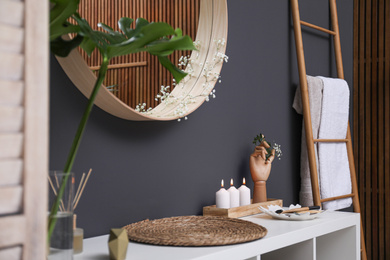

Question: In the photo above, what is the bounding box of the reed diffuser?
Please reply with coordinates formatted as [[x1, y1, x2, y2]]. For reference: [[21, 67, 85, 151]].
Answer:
[[72, 169, 92, 254], [48, 169, 92, 255]]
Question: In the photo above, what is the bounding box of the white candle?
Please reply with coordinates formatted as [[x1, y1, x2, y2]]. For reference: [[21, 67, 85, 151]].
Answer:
[[216, 180, 230, 208], [228, 179, 240, 208], [238, 178, 251, 206]]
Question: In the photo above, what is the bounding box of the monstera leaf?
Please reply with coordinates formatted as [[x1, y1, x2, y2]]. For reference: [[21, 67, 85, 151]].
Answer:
[[49, 0, 80, 40], [72, 15, 196, 83]]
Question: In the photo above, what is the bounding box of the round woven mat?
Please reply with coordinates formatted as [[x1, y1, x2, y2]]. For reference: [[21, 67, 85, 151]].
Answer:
[[123, 216, 267, 246]]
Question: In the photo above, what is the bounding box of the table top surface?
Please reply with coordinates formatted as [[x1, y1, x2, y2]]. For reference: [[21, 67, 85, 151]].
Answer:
[[74, 211, 360, 260]]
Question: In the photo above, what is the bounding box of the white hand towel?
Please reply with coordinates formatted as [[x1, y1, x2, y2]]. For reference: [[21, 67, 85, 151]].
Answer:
[[317, 76, 352, 210]]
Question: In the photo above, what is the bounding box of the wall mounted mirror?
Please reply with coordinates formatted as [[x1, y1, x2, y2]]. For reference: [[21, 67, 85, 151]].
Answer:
[[57, 0, 228, 121]]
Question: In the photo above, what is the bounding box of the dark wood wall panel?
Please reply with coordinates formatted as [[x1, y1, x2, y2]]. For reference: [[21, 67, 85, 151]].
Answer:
[[77, 0, 200, 109], [353, 0, 390, 259]]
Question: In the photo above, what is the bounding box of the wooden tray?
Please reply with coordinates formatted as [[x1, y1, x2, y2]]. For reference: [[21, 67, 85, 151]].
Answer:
[[203, 199, 283, 218]]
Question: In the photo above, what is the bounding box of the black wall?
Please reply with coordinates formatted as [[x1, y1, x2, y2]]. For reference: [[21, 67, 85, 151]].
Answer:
[[50, 0, 353, 238]]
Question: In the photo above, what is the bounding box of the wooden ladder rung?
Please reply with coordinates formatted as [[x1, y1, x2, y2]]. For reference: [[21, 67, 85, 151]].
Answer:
[[313, 138, 349, 143], [320, 193, 355, 203], [300, 20, 336, 35]]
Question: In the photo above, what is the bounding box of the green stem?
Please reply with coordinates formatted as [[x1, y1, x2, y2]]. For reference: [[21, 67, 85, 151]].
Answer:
[[47, 56, 110, 244]]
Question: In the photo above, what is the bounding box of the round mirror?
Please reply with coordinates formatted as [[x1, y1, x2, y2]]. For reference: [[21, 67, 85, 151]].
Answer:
[[56, 0, 228, 121]]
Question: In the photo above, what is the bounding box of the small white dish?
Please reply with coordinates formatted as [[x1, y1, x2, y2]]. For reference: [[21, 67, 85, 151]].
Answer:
[[259, 204, 324, 221]]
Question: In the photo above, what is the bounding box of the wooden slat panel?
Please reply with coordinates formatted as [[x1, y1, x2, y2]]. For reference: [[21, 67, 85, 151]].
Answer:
[[0, 216, 25, 248], [77, 0, 200, 109], [0, 246, 22, 260], [0, 107, 23, 132], [0, 0, 24, 27], [0, 53, 24, 81], [0, 134, 23, 159], [352, 0, 359, 214], [0, 81, 24, 106], [0, 24, 24, 54], [0, 186, 22, 215], [0, 160, 23, 186], [384, 0, 390, 258], [354, 0, 390, 258], [371, 2, 379, 259], [377, 0, 385, 259], [364, 1, 372, 256], [358, 0, 366, 226]]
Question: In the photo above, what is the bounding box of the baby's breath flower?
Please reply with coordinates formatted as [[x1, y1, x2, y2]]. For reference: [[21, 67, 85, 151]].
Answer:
[[273, 143, 283, 160], [135, 103, 151, 113], [135, 38, 228, 121], [253, 133, 283, 161], [193, 40, 201, 50]]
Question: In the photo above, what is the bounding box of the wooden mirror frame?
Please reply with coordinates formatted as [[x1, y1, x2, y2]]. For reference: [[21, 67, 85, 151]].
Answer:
[[56, 0, 228, 121]]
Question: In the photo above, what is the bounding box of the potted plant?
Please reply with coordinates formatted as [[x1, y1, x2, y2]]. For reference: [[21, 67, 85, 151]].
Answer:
[[48, 0, 196, 252]]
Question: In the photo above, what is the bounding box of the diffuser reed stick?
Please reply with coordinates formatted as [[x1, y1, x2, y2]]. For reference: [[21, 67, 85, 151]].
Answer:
[[73, 173, 86, 206], [73, 169, 92, 210], [47, 175, 65, 212], [48, 169, 92, 212]]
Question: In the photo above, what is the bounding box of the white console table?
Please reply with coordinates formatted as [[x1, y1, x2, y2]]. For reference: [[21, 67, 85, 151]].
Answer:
[[74, 211, 360, 260]]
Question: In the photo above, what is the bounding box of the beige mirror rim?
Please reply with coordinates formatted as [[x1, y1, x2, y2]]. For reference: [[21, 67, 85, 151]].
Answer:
[[56, 0, 228, 121]]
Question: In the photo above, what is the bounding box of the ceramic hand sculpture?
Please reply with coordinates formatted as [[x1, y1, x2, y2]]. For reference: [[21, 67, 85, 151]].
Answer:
[[250, 140, 275, 203]]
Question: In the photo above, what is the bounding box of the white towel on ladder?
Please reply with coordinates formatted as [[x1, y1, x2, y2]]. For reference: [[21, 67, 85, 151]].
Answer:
[[293, 76, 323, 207], [317, 76, 352, 210]]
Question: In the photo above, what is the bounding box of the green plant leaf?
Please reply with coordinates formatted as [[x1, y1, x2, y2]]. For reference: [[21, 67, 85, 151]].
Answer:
[[118, 17, 135, 38], [50, 0, 80, 41], [73, 15, 195, 72], [95, 31, 127, 45], [51, 34, 84, 57], [73, 14, 110, 52], [174, 28, 183, 38], [106, 22, 176, 58], [133, 18, 150, 33], [146, 35, 196, 56], [97, 23, 115, 34], [98, 23, 128, 44], [80, 37, 96, 56], [157, 56, 188, 83]]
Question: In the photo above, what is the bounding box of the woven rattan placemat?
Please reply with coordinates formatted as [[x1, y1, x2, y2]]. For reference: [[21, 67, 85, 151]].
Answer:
[[123, 216, 267, 246]]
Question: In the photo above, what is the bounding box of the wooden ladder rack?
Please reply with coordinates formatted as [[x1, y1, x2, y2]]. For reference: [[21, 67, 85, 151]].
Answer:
[[290, 1, 367, 259]]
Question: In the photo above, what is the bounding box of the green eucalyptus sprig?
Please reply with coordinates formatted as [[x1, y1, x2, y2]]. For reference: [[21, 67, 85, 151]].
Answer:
[[253, 133, 283, 161], [48, 0, 196, 244]]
